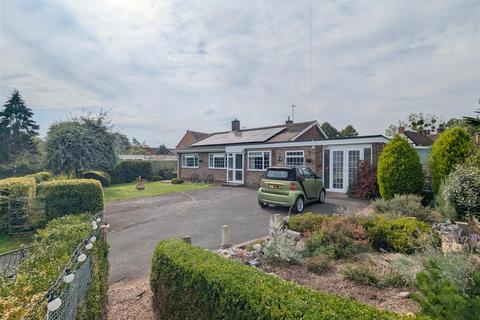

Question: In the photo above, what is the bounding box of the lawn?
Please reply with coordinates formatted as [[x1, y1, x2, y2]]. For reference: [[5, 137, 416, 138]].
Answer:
[[0, 234, 33, 254], [104, 181, 210, 202]]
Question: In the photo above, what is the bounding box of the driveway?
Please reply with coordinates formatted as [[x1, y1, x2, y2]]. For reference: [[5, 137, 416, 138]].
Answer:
[[106, 187, 368, 283]]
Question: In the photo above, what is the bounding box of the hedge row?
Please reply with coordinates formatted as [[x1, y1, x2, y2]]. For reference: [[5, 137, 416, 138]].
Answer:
[[150, 240, 423, 320], [81, 170, 112, 187], [25, 171, 53, 184], [37, 179, 104, 220], [110, 160, 152, 184], [0, 214, 109, 319]]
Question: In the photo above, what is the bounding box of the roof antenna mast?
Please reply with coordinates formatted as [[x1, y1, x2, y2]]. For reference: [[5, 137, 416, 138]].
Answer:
[[291, 104, 299, 122], [309, 0, 314, 120]]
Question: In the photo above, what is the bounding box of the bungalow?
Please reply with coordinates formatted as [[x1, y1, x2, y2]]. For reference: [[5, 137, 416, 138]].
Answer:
[[398, 127, 442, 164], [175, 119, 388, 194]]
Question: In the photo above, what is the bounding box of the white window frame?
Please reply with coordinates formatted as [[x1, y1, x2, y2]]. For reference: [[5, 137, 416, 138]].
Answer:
[[247, 150, 271, 171], [208, 153, 227, 169], [181, 153, 199, 168], [285, 150, 305, 167]]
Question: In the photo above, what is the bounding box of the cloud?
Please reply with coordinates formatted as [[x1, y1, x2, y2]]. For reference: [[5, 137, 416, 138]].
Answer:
[[1, 0, 478, 147]]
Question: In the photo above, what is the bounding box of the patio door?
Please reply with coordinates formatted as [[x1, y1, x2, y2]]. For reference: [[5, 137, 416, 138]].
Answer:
[[331, 150, 345, 192], [326, 147, 364, 193], [227, 153, 243, 184]]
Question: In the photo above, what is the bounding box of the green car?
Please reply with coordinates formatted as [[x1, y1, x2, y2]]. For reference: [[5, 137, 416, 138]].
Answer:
[[257, 166, 326, 213]]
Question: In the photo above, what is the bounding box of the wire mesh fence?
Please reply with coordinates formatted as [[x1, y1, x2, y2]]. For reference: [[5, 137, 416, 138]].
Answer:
[[0, 244, 33, 277]]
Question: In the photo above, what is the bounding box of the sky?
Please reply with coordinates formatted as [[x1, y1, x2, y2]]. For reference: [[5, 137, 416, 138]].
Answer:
[[1, 0, 479, 147]]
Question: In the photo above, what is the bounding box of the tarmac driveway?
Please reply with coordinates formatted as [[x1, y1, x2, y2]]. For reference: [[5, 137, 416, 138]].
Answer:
[[106, 187, 368, 283]]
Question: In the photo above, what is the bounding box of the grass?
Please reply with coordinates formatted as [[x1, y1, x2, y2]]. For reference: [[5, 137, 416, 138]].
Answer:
[[0, 233, 33, 254], [104, 181, 210, 202]]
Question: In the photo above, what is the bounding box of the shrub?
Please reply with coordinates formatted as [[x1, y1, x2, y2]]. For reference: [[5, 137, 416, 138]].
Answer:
[[0, 163, 37, 179], [111, 160, 152, 184], [465, 148, 480, 169], [158, 169, 175, 180], [413, 250, 480, 320], [421, 165, 434, 206], [341, 257, 406, 288], [0, 196, 7, 234], [362, 216, 431, 254], [81, 170, 112, 187], [150, 239, 416, 320], [25, 171, 53, 184], [288, 212, 330, 233], [305, 217, 370, 259], [437, 164, 480, 220], [430, 127, 475, 193], [371, 194, 438, 222], [37, 179, 104, 219], [0, 214, 108, 319], [304, 254, 333, 274], [263, 217, 303, 263], [171, 177, 184, 184], [350, 161, 379, 199], [152, 175, 163, 181], [378, 136, 424, 200]]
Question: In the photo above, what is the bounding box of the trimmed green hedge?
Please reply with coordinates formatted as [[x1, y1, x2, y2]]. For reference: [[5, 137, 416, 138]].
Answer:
[[430, 127, 475, 193], [151, 239, 423, 320], [0, 214, 109, 319], [111, 160, 152, 184], [378, 136, 424, 200], [0, 176, 36, 198], [37, 179, 104, 219], [25, 171, 53, 184], [81, 170, 112, 187]]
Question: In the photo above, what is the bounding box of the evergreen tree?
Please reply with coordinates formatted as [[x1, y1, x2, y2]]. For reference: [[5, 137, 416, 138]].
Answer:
[[339, 125, 359, 137], [0, 90, 39, 163], [156, 144, 169, 155], [320, 122, 339, 138]]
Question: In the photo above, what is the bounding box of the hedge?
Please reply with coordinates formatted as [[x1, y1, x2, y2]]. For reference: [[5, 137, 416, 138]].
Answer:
[[25, 171, 53, 184], [377, 136, 424, 200], [81, 170, 112, 187], [430, 127, 475, 193], [0, 214, 109, 319], [111, 160, 152, 184], [150, 239, 423, 320], [37, 179, 104, 220]]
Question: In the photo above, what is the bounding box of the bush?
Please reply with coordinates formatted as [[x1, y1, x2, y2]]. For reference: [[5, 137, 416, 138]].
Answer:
[[465, 149, 480, 169], [0, 196, 7, 234], [81, 170, 112, 187], [362, 216, 431, 254], [152, 175, 163, 181], [349, 161, 379, 199], [305, 217, 370, 259], [150, 239, 415, 320], [0, 163, 38, 179], [288, 212, 330, 233], [413, 250, 480, 320], [263, 217, 303, 263], [341, 257, 406, 288], [111, 160, 152, 184], [158, 169, 175, 180], [421, 165, 434, 206], [430, 127, 476, 193], [378, 136, 424, 200], [0, 214, 108, 319], [171, 177, 184, 184], [437, 164, 480, 220], [25, 171, 53, 184], [0, 176, 36, 198], [37, 179, 104, 220], [371, 194, 439, 222], [304, 254, 333, 274]]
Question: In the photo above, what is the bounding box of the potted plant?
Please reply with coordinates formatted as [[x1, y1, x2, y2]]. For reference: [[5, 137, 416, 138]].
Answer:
[[135, 176, 145, 190]]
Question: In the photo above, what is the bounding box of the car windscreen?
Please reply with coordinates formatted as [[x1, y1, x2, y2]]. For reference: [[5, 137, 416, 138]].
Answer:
[[265, 169, 295, 180]]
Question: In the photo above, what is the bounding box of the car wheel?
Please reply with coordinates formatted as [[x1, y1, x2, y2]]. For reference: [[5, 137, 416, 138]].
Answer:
[[292, 196, 305, 213], [258, 200, 269, 208], [317, 189, 326, 203]]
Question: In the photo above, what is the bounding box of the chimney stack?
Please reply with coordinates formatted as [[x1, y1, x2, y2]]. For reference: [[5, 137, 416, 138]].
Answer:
[[398, 126, 405, 134], [285, 116, 293, 125], [231, 119, 240, 131]]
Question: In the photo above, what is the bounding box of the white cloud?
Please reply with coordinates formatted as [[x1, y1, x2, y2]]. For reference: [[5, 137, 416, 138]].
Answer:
[[1, 0, 478, 146]]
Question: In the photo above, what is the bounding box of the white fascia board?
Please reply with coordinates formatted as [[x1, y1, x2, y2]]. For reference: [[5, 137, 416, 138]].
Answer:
[[239, 136, 388, 150]]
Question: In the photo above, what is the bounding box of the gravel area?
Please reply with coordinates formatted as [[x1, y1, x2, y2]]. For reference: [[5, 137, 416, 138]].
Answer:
[[107, 278, 155, 320]]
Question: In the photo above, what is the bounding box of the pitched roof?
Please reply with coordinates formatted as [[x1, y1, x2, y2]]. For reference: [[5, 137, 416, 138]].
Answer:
[[188, 121, 322, 147], [176, 130, 210, 148], [404, 131, 439, 146]]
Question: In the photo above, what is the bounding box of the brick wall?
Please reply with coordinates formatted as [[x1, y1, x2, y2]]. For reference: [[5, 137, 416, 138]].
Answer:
[[178, 153, 226, 182], [295, 125, 327, 140]]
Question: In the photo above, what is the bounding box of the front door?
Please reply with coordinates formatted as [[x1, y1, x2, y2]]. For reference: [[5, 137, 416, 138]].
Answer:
[[227, 153, 243, 183]]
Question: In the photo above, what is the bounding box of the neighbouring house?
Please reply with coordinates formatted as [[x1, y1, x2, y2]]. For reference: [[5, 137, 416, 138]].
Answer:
[[175, 119, 388, 194], [398, 126, 442, 163]]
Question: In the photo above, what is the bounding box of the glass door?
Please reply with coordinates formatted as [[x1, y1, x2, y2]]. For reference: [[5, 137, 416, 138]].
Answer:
[[227, 153, 243, 183], [331, 150, 344, 192]]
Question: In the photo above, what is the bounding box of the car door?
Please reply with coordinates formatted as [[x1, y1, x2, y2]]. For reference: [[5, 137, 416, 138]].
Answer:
[[301, 167, 321, 200]]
